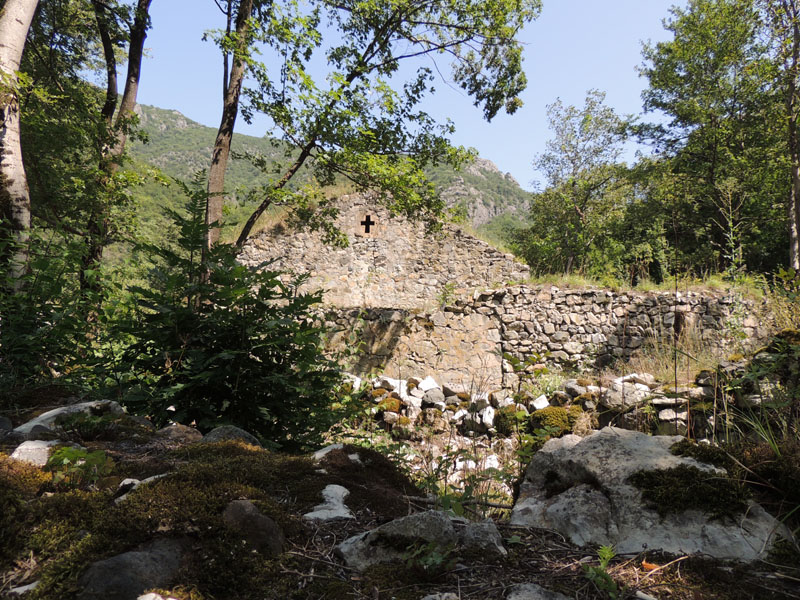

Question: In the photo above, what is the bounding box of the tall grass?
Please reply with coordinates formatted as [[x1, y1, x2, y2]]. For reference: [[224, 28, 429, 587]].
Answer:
[[625, 322, 728, 385]]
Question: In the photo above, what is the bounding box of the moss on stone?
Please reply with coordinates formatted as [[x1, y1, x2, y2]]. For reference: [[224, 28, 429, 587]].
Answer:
[[377, 396, 402, 413], [567, 404, 583, 423], [3, 437, 425, 600], [494, 405, 520, 437], [529, 407, 564, 433], [670, 440, 733, 470], [148, 586, 207, 600], [0, 452, 52, 495], [529, 405, 584, 435], [56, 412, 155, 442], [628, 464, 749, 521]]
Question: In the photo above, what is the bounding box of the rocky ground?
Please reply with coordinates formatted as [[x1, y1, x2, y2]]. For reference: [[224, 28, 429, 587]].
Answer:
[[1, 349, 799, 599]]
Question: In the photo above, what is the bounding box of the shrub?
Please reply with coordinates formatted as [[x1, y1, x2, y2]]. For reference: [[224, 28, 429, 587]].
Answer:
[[111, 184, 342, 450], [44, 447, 114, 490]]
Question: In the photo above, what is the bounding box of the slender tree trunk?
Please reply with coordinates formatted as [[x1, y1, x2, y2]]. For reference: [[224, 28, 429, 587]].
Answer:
[[0, 0, 39, 290], [775, 0, 800, 268], [206, 0, 253, 252], [81, 0, 151, 291], [787, 1, 800, 269], [789, 115, 800, 269]]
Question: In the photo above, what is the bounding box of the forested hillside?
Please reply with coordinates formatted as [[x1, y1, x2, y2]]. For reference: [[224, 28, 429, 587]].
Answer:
[[128, 103, 530, 244]]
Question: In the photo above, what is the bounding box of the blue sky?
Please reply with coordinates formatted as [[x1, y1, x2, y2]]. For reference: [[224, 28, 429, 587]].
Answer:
[[135, 0, 686, 191]]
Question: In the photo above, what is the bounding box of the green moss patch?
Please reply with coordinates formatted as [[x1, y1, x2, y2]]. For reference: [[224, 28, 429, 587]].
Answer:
[[377, 396, 402, 413], [494, 405, 523, 437], [670, 439, 733, 470], [3, 442, 335, 598], [628, 464, 749, 521], [529, 405, 583, 435]]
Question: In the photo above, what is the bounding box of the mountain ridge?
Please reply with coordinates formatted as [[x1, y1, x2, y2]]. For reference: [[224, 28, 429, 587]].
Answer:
[[129, 103, 530, 228]]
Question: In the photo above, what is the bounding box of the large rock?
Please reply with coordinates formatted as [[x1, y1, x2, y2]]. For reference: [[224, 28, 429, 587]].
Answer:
[[222, 499, 285, 555], [202, 425, 261, 447], [156, 423, 203, 443], [13, 400, 124, 435], [9, 440, 64, 467], [511, 427, 790, 561], [336, 511, 505, 571], [599, 382, 650, 411], [77, 538, 187, 600]]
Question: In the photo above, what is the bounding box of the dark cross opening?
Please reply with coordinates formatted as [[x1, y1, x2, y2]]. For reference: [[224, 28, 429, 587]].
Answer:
[[360, 214, 376, 234]]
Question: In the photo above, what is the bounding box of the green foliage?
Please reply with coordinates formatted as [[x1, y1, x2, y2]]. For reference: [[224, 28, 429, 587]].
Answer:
[[436, 281, 457, 308], [512, 90, 634, 278], [582, 545, 620, 599], [415, 446, 490, 518], [110, 182, 342, 450], [637, 0, 788, 275], [229, 0, 542, 245], [0, 229, 96, 395], [402, 541, 456, 578], [44, 447, 114, 490]]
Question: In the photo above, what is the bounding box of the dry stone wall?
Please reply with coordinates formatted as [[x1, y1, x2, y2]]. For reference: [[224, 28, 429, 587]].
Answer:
[[323, 286, 769, 393], [238, 193, 769, 391]]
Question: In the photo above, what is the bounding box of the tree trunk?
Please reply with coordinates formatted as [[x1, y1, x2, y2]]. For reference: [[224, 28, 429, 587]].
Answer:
[[205, 0, 253, 252], [81, 0, 151, 292], [789, 115, 800, 269], [0, 0, 39, 290], [787, 0, 800, 269], [776, 0, 800, 268]]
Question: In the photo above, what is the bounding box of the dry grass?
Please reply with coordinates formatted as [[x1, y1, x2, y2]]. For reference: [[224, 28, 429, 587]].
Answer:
[[624, 323, 730, 385]]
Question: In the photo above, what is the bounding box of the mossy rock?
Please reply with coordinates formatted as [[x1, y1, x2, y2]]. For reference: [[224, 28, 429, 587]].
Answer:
[[0, 452, 52, 495], [1, 437, 427, 600], [371, 388, 388, 399], [377, 396, 402, 413], [670, 439, 733, 470], [494, 405, 522, 437], [628, 464, 749, 521], [576, 378, 593, 387], [55, 412, 155, 442], [574, 391, 597, 404], [529, 405, 584, 435]]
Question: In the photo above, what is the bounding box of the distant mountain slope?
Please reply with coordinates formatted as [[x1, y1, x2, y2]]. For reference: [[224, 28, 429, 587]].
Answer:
[[128, 103, 530, 234]]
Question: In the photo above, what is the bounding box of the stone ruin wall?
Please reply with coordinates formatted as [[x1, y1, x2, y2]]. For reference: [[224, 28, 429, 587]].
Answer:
[[238, 194, 530, 311], [322, 286, 770, 393], [239, 194, 771, 391]]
